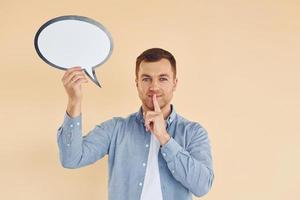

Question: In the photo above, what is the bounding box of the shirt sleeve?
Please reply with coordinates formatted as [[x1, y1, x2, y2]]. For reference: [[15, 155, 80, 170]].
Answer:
[[57, 112, 116, 169], [160, 124, 214, 197]]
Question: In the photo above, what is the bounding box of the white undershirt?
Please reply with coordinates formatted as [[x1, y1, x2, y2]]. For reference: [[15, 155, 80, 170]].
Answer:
[[140, 133, 163, 200]]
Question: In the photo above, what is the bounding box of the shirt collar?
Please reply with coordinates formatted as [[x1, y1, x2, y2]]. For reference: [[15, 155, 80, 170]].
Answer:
[[136, 104, 177, 127]]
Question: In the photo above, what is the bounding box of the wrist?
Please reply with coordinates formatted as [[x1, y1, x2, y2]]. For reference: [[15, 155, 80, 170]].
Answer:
[[68, 98, 81, 106], [159, 132, 171, 146], [67, 100, 81, 118]]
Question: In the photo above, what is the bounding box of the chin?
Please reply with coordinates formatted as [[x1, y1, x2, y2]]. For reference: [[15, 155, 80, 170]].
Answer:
[[142, 101, 155, 110], [147, 103, 155, 110]]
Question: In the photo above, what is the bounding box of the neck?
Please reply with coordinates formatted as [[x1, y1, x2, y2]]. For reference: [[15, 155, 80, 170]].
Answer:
[[142, 103, 172, 120]]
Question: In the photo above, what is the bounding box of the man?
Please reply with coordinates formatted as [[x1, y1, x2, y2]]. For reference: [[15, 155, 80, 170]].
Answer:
[[57, 48, 214, 200]]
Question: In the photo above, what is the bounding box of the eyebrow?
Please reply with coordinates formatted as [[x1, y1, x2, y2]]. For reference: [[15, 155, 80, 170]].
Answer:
[[140, 74, 170, 78], [159, 74, 170, 78], [141, 74, 151, 78]]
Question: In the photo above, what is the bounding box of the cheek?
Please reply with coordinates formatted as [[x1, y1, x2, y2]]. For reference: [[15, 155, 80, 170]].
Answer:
[[138, 84, 148, 95], [162, 85, 173, 93]]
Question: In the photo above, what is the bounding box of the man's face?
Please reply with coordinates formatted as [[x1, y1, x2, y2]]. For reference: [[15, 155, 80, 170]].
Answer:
[[135, 58, 178, 111]]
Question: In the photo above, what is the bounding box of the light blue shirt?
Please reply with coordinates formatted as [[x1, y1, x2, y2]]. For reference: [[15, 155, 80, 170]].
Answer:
[[57, 105, 214, 200]]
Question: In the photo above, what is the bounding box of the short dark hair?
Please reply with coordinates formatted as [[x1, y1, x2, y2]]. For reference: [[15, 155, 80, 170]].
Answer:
[[135, 48, 176, 78]]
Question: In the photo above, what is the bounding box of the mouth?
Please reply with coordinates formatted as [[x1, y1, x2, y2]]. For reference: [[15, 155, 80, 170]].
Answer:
[[147, 95, 162, 98]]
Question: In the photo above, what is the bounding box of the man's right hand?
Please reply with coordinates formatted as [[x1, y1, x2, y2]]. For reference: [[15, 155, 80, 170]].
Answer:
[[62, 66, 88, 117]]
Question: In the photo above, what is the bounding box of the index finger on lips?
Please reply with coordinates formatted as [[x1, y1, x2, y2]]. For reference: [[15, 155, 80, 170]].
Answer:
[[153, 94, 161, 112]]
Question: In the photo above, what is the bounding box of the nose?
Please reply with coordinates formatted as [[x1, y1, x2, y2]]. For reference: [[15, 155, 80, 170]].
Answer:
[[149, 80, 159, 91]]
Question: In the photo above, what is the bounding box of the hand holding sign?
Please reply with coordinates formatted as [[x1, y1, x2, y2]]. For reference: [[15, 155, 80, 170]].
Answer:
[[61, 66, 88, 104]]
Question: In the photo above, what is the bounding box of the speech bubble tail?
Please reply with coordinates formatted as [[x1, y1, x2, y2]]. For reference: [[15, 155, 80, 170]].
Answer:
[[84, 67, 101, 87]]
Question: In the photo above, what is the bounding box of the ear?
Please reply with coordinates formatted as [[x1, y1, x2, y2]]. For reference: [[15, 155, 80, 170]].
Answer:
[[173, 78, 178, 91]]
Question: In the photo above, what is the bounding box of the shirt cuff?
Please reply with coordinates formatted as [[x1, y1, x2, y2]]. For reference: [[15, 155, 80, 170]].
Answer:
[[160, 137, 182, 163], [62, 111, 82, 130]]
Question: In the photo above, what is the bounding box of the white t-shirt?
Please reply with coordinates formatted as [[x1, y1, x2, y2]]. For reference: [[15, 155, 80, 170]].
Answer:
[[140, 133, 163, 200]]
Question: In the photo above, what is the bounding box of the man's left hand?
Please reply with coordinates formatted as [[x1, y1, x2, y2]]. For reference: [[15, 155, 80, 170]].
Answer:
[[143, 94, 171, 145]]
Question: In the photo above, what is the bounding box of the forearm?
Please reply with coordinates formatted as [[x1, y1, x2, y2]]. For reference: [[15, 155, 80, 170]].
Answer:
[[161, 138, 214, 197], [66, 100, 81, 118]]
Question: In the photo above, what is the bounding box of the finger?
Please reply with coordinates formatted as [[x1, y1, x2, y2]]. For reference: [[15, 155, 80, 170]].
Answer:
[[66, 75, 88, 88], [63, 70, 83, 84], [63, 66, 82, 77], [145, 122, 150, 132], [144, 116, 155, 131], [62, 67, 83, 82], [153, 94, 161, 112], [144, 115, 155, 123], [144, 117, 150, 131], [65, 74, 87, 86], [145, 121, 153, 133], [73, 77, 88, 87], [145, 111, 156, 116], [64, 71, 86, 84], [144, 112, 159, 122], [67, 77, 88, 88]]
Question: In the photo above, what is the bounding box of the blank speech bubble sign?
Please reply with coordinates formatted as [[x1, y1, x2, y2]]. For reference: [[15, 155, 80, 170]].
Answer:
[[34, 15, 113, 87]]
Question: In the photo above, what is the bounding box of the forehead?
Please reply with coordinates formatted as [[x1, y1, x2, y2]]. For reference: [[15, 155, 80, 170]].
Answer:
[[138, 58, 173, 77]]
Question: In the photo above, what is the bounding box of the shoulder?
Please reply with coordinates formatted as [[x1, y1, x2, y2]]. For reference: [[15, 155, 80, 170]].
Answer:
[[99, 112, 138, 127], [167, 113, 211, 151], [174, 114, 211, 148], [176, 114, 207, 132], [92, 112, 138, 139]]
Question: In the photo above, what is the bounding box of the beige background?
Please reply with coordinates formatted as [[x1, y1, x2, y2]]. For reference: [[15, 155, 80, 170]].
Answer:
[[1, 0, 299, 199]]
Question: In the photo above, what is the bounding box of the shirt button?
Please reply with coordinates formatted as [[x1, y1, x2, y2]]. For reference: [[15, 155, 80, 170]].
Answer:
[[139, 182, 143, 186], [142, 163, 146, 167], [70, 124, 73, 128], [172, 170, 175, 173], [162, 153, 166, 157], [76, 122, 80, 126], [145, 144, 149, 148], [67, 144, 70, 146]]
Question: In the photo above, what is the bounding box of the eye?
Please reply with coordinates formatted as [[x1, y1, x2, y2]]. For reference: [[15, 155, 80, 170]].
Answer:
[[159, 78, 168, 81], [142, 78, 150, 82]]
